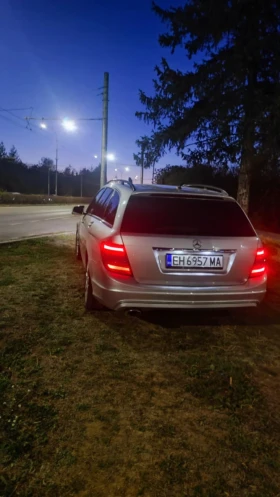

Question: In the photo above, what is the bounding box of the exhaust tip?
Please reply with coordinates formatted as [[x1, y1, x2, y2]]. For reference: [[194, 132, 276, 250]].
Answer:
[[126, 309, 142, 317]]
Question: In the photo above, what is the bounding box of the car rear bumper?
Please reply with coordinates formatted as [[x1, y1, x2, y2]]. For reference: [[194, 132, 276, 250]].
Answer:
[[91, 273, 267, 310]]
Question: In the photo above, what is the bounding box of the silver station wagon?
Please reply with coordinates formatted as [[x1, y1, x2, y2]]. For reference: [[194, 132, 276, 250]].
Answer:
[[72, 181, 267, 312]]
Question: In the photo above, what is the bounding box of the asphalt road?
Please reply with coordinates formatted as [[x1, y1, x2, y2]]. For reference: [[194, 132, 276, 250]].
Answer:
[[1, 206, 280, 244], [0, 205, 79, 243]]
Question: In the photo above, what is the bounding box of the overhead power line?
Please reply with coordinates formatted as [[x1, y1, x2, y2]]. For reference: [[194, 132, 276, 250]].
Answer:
[[24, 115, 103, 132], [1, 107, 33, 111], [0, 112, 28, 131], [25, 117, 102, 121], [0, 106, 28, 122], [0, 106, 36, 132]]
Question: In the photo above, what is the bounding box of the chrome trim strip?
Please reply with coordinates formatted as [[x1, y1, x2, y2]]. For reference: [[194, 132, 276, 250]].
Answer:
[[153, 247, 236, 254]]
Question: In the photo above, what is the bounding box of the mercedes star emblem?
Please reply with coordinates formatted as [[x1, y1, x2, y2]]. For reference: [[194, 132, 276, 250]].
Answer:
[[193, 239, 202, 250]]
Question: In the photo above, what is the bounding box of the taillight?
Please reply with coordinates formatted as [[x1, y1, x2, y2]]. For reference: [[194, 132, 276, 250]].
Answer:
[[100, 241, 132, 276], [250, 248, 266, 278]]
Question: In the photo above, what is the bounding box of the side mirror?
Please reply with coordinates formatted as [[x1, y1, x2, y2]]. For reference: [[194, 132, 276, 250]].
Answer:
[[72, 205, 84, 215]]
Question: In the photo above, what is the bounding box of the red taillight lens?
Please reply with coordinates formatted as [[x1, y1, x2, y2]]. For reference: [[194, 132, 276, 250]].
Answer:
[[100, 241, 132, 276], [251, 266, 266, 276], [250, 247, 267, 278]]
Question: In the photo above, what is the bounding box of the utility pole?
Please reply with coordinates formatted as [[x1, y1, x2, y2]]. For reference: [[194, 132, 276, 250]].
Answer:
[[47, 167, 50, 196], [80, 171, 83, 197], [100, 72, 109, 187], [140, 142, 145, 185], [55, 134, 58, 195], [152, 160, 155, 184]]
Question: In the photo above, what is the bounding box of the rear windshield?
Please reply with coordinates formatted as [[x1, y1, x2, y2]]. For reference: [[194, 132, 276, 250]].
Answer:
[[121, 195, 255, 237]]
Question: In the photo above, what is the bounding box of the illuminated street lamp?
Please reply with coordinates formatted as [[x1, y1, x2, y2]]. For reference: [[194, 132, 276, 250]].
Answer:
[[41, 120, 77, 195], [114, 168, 122, 179], [107, 153, 115, 161], [62, 118, 77, 132]]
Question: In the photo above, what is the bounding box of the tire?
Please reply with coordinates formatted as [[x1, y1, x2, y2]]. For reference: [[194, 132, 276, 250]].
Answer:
[[75, 231, 82, 260], [84, 264, 104, 311]]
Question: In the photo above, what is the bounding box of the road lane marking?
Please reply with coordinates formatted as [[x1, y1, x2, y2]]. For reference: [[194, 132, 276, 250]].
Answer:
[[10, 222, 23, 226]]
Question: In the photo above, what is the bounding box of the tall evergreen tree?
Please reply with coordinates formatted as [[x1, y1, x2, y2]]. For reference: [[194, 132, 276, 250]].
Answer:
[[136, 0, 280, 212], [0, 141, 6, 159], [8, 145, 21, 162]]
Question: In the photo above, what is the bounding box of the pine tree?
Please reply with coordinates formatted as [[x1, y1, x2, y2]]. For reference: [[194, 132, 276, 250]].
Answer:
[[136, 0, 280, 212], [8, 145, 21, 162], [0, 141, 7, 159]]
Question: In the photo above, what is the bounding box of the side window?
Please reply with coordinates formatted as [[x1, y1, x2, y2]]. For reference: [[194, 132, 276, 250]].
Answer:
[[103, 190, 120, 226], [94, 188, 113, 219], [86, 189, 106, 215]]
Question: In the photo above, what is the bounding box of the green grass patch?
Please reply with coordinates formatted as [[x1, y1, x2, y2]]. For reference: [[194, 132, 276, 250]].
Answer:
[[183, 354, 260, 412], [0, 236, 280, 496]]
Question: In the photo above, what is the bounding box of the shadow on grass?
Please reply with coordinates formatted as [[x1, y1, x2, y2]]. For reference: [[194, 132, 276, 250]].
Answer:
[[139, 301, 280, 329]]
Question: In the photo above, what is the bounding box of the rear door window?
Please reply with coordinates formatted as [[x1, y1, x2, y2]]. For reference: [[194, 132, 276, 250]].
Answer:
[[86, 189, 106, 216], [87, 188, 113, 218], [121, 195, 255, 237], [103, 190, 120, 226], [94, 188, 113, 219]]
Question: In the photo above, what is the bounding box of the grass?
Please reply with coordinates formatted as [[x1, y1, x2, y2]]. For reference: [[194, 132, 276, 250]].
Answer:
[[0, 236, 280, 497]]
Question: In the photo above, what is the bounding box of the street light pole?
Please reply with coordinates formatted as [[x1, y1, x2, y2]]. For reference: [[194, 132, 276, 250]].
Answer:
[[25, 97, 104, 191], [100, 72, 109, 187], [55, 133, 58, 196], [115, 168, 123, 179], [47, 167, 50, 196], [140, 143, 144, 185]]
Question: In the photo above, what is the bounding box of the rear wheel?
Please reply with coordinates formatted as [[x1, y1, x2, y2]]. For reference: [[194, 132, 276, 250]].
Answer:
[[75, 231, 82, 260], [85, 264, 104, 311]]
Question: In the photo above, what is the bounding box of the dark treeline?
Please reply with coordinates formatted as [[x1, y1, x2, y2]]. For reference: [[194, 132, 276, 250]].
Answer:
[[0, 143, 100, 197], [1, 142, 280, 231], [155, 164, 280, 233]]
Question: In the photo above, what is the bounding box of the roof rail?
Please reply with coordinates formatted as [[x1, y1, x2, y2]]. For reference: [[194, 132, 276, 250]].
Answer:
[[107, 178, 136, 191], [178, 183, 229, 196]]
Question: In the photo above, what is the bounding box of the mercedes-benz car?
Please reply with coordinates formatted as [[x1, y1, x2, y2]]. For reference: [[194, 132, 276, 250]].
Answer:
[[72, 181, 267, 311]]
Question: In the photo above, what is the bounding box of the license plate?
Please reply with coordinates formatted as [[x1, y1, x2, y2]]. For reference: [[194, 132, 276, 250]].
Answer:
[[166, 254, 223, 269]]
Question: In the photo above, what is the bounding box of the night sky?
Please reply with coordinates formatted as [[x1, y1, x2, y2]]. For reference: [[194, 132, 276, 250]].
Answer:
[[0, 0, 186, 181]]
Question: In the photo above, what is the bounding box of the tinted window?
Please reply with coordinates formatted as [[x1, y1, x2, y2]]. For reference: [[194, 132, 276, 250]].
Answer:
[[94, 188, 113, 219], [121, 195, 255, 237], [104, 190, 120, 226], [86, 189, 106, 215]]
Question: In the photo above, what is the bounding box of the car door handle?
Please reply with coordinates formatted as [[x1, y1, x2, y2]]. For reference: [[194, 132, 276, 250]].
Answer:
[[87, 220, 94, 228]]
